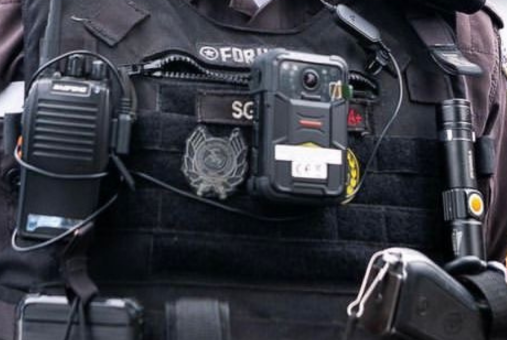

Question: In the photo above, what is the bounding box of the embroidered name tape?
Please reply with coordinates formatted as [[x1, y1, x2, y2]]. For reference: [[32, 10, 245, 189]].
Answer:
[[197, 90, 254, 126]]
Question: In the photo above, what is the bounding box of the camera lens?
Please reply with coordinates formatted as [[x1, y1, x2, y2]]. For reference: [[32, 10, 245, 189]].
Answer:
[[302, 69, 320, 90]]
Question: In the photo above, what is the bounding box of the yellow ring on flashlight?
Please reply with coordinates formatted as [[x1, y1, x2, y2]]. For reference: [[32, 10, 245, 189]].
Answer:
[[468, 193, 484, 217]]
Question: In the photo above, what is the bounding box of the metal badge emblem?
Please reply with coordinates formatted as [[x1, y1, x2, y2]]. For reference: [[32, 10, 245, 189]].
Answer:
[[182, 125, 248, 199]]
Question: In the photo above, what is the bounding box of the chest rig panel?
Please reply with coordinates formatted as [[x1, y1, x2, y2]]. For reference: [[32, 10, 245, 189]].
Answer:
[[3, 0, 455, 290]]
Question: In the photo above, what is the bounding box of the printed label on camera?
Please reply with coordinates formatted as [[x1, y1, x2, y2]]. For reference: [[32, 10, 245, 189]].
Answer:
[[291, 161, 328, 179], [275, 144, 342, 180]]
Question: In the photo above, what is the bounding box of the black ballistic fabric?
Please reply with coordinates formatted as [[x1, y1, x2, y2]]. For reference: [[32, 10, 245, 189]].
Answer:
[[2, 0, 501, 339], [16, 0, 446, 286], [0, 299, 15, 340], [96, 281, 384, 340], [0, 120, 17, 251], [82, 0, 149, 47], [0, 117, 64, 291], [0, 284, 23, 340]]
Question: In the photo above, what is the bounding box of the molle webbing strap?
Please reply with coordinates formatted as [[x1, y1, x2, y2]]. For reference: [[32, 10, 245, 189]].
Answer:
[[61, 224, 98, 305], [166, 299, 231, 340], [0, 300, 16, 340], [475, 136, 496, 177], [1, 113, 21, 190], [0, 286, 24, 340]]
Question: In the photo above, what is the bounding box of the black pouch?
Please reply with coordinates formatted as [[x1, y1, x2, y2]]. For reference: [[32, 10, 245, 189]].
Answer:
[[17, 295, 144, 340]]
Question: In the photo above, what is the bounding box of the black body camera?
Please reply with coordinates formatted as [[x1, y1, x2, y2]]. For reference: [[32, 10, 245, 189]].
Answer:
[[248, 49, 349, 204], [17, 56, 113, 239]]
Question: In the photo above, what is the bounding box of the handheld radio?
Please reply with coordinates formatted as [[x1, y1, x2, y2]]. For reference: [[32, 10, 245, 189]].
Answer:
[[15, 0, 133, 241], [17, 55, 114, 239]]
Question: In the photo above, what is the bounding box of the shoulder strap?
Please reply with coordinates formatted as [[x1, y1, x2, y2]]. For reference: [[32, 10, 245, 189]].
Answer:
[[462, 269, 507, 340], [406, 8, 482, 77], [407, 8, 496, 178]]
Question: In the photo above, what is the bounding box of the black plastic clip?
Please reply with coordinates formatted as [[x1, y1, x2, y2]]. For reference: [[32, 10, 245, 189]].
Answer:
[[430, 44, 483, 76], [332, 5, 395, 76]]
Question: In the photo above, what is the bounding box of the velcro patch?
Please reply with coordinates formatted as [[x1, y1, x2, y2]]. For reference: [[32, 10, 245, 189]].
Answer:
[[196, 90, 254, 126], [348, 100, 372, 134], [196, 89, 373, 133]]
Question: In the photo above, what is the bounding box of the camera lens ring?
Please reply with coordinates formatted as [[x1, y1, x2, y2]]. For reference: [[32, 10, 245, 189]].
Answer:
[[302, 69, 320, 91]]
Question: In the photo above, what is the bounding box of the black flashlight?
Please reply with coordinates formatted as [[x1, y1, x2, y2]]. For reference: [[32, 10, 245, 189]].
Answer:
[[437, 99, 486, 260]]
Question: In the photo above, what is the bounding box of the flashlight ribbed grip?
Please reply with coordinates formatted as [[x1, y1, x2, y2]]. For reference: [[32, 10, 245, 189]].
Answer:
[[442, 190, 470, 221]]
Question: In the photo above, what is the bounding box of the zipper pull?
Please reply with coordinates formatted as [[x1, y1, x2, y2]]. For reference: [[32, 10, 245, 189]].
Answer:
[[125, 59, 166, 76]]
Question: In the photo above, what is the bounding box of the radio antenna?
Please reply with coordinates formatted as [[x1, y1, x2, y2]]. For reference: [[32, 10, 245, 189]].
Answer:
[[40, 0, 63, 66]]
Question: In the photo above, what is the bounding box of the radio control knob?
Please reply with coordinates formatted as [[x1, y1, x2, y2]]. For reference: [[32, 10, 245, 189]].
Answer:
[[91, 60, 108, 80], [66, 55, 85, 78]]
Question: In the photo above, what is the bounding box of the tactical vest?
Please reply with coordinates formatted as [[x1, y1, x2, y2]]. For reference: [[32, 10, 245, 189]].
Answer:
[[0, 1, 500, 340]]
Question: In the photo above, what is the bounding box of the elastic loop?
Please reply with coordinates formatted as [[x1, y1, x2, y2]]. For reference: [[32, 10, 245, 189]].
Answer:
[[14, 145, 109, 180]]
